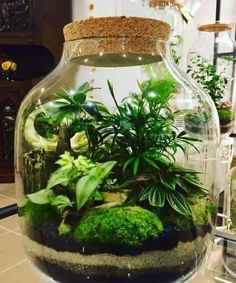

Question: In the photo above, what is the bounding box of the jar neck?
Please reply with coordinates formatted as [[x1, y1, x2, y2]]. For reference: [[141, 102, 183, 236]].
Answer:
[[61, 37, 171, 67]]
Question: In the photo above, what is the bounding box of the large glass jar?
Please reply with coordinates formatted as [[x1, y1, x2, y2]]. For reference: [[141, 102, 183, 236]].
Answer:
[[187, 23, 236, 137], [15, 17, 220, 283]]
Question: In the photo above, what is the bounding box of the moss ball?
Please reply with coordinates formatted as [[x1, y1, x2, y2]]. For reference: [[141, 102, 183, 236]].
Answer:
[[73, 206, 163, 247]]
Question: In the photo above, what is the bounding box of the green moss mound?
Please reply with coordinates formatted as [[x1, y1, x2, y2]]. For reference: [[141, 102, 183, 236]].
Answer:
[[190, 196, 216, 226], [74, 206, 163, 247], [19, 200, 57, 226], [160, 197, 216, 229], [217, 107, 234, 125]]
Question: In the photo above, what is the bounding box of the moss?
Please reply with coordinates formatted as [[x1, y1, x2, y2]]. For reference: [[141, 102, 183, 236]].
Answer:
[[158, 208, 192, 230], [73, 206, 163, 247], [217, 107, 234, 125], [190, 196, 216, 226], [159, 197, 216, 229], [19, 200, 58, 226]]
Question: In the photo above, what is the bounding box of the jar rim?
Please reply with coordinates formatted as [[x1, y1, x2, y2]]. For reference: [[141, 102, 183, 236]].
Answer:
[[198, 23, 232, 33], [63, 16, 170, 42], [149, 0, 176, 8]]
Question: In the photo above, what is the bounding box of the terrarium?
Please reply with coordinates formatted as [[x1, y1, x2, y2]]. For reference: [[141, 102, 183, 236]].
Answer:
[[15, 17, 220, 283], [187, 23, 236, 136]]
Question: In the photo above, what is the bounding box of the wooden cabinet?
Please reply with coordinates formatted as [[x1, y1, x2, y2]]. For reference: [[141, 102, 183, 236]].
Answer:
[[0, 0, 71, 182]]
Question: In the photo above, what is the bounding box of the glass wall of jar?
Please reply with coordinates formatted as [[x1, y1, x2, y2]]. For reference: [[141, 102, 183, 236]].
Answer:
[[15, 17, 220, 283], [187, 23, 236, 137]]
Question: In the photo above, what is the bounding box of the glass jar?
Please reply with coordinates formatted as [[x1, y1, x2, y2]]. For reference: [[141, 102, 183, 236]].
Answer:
[[147, 0, 192, 66], [15, 17, 220, 283], [187, 23, 236, 137]]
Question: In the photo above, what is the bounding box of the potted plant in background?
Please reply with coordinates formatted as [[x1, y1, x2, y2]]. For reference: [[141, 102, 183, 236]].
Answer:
[[187, 55, 234, 135]]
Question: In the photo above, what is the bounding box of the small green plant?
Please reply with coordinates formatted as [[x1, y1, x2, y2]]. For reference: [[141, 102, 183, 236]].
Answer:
[[187, 55, 229, 104], [217, 102, 234, 125]]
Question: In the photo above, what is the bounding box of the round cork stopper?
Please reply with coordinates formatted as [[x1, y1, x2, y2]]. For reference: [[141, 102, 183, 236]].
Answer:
[[63, 16, 170, 42], [149, 0, 176, 8], [198, 23, 232, 33]]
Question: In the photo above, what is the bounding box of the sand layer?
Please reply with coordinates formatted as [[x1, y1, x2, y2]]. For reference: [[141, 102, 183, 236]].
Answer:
[[24, 234, 209, 279]]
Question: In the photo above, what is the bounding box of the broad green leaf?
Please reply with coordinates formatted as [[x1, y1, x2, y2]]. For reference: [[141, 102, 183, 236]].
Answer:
[[47, 168, 70, 189], [27, 189, 55, 205], [161, 176, 176, 190], [89, 161, 116, 180], [51, 195, 73, 212], [76, 175, 100, 210], [167, 191, 192, 216], [76, 161, 116, 210], [149, 187, 166, 207]]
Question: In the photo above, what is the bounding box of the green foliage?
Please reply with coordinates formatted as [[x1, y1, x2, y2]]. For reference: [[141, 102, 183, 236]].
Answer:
[[24, 79, 206, 227], [138, 165, 206, 217], [217, 107, 234, 124], [47, 152, 96, 189], [189, 196, 216, 226], [26, 151, 115, 218], [73, 206, 163, 247], [187, 55, 229, 104], [20, 201, 58, 226], [159, 196, 215, 229], [76, 161, 116, 210]]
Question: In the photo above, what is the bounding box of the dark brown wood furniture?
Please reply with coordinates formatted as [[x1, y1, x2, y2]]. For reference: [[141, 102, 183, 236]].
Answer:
[[0, 0, 71, 183]]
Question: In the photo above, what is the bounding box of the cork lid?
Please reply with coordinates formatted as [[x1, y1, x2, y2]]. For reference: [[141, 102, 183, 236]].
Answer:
[[63, 17, 170, 67], [149, 0, 176, 8], [198, 23, 232, 32], [63, 16, 170, 42]]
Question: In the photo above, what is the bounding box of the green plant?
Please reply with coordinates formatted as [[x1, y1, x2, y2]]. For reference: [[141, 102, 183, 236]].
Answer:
[[73, 206, 163, 247], [217, 105, 234, 125], [23, 79, 209, 233], [26, 151, 116, 220], [187, 55, 229, 104]]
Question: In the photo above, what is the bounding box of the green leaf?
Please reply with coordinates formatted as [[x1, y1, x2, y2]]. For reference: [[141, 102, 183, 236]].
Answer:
[[76, 175, 100, 210], [51, 195, 73, 213], [27, 189, 55, 205], [183, 176, 206, 190], [133, 157, 140, 176], [123, 157, 135, 172], [139, 185, 152, 201], [55, 151, 74, 169], [143, 156, 160, 170], [76, 161, 116, 210], [148, 186, 166, 207], [161, 176, 176, 190], [89, 161, 116, 180], [153, 188, 166, 207], [47, 168, 70, 189], [167, 191, 192, 216], [74, 82, 91, 104]]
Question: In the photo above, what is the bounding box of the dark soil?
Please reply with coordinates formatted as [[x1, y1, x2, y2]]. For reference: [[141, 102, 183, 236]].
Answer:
[[26, 222, 211, 256], [32, 254, 205, 283]]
